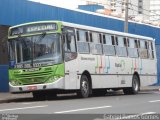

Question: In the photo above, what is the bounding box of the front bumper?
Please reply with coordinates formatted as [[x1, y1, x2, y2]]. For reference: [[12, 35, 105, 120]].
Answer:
[[9, 77, 65, 93]]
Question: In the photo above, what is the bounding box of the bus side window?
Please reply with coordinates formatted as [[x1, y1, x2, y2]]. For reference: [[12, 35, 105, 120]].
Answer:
[[138, 40, 141, 48], [139, 40, 148, 59], [145, 41, 148, 49], [92, 32, 99, 43], [145, 41, 149, 58], [99, 34, 102, 43], [111, 35, 115, 45], [151, 42, 154, 59], [62, 34, 66, 51], [129, 38, 135, 48], [85, 31, 89, 42], [115, 36, 118, 46], [116, 36, 127, 57], [127, 38, 138, 58], [103, 34, 115, 56], [134, 39, 139, 57], [124, 37, 129, 56], [148, 41, 154, 59], [64, 28, 78, 62], [65, 33, 76, 53], [103, 34, 106, 44], [90, 32, 93, 42], [90, 32, 102, 55], [123, 37, 127, 47], [117, 36, 124, 47], [134, 39, 139, 48], [127, 38, 129, 47], [76, 29, 90, 54], [76, 30, 79, 41]]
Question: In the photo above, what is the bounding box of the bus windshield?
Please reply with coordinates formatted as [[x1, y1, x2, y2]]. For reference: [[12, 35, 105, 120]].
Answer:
[[9, 33, 62, 68]]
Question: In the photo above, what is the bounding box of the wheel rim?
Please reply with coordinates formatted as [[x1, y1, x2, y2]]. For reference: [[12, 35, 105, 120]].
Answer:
[[133, 76, 139, 91], [81, 79, 89, 95]]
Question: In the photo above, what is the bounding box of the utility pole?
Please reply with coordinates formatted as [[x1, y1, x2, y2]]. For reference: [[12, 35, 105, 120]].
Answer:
[[124, 0, 128, 33]]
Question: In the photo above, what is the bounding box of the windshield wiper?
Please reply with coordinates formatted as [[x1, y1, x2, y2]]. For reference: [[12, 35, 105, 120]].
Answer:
[[34, 32, 46, 43], [33, 59, 55, 62]]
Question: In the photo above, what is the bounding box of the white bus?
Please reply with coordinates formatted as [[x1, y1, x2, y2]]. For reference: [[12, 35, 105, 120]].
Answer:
[[8, 21, 157, 98]]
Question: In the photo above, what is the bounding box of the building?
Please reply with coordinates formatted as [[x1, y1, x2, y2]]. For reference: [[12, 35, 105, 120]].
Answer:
[[84, 0, 108, 5], [150, 0, 160, 22], [81, 0, 160, 22], [108, 0, 160, 22], [107, 0, 150, 20]]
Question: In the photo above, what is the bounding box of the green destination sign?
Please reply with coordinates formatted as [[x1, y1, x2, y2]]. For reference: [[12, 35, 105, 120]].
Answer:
[[10, 23, 57, 36]]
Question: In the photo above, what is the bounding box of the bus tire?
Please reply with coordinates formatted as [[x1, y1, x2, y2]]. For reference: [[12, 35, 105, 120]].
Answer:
[[32, 91, 46, 100], [77, 74, 90, 98], [123, 74, 140, 95]]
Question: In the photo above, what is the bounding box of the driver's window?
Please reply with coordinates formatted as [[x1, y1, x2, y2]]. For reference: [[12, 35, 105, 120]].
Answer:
[[63, 27, 77, 62], [63, 30, 77, 61], [65, 34, 76, 53]]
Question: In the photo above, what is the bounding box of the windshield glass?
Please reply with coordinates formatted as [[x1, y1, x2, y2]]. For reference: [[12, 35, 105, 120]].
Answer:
[[9, 33, 62, 68]]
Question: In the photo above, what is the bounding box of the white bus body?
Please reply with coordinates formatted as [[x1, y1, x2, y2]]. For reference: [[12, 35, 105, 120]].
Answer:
[[62, 22, 157, 94]]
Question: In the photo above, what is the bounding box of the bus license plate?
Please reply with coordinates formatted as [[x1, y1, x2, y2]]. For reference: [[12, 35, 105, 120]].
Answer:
[[27, 86, 37, 90]]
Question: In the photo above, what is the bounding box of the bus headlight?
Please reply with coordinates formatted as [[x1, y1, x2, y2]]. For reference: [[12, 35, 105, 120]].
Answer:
[[10, 80, 21, 86], [47, 76, 59, 83]]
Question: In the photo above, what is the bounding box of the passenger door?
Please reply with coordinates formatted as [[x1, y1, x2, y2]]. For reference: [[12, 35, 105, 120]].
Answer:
[[63, 27, 78, 89]]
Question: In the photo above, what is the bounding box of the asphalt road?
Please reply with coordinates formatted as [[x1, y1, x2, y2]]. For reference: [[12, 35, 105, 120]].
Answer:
[[0, 91, 159, 120]]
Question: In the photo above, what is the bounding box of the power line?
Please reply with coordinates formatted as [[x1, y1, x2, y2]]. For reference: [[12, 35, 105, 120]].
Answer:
[[128, 7, 160, 20], [128, 2, 160, 16], [115, 0, 160, 17], [84, 0, 160, 17], [81, 0, 160, 21]]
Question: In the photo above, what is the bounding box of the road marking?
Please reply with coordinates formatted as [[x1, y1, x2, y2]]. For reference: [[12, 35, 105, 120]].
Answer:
[[0, 105, 48, 112], [149, 100, 160, 103], [21, 101, 41, 105], [141, 112, 156, 115], [54, 106, 112, 114]]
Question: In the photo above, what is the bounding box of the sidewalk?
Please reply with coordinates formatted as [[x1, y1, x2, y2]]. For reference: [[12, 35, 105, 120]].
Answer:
[[140, 86, 160, 91], [0, 86, 159, 103], [0, 93, 32, 103]]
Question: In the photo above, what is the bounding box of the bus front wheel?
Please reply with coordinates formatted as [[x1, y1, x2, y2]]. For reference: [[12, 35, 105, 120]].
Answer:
[[77, 74, 90, 98], [123, 74, 140, 95]]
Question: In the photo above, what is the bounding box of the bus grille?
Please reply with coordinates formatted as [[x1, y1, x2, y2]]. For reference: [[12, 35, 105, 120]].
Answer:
[[14, 71, 53, 85]]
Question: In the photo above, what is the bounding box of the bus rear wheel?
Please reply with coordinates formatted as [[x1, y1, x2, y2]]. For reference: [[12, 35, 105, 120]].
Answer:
[[77, 75, 90, 98], [123, 74, 140, 95]]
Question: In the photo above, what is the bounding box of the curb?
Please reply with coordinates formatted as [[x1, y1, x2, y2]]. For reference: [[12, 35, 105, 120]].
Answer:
[[0, 99, 10, 104], [140, 86, 160, 92], [0, 93, 32, 104], [140, 89, 160, 92]]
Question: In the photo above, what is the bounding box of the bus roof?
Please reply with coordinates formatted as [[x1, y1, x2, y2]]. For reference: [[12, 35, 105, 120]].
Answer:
[[62, 21, 154, 41], [9, 20, 154, 41]]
